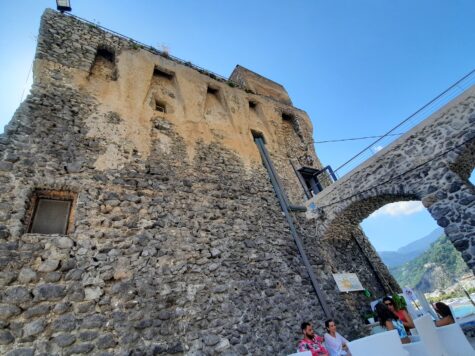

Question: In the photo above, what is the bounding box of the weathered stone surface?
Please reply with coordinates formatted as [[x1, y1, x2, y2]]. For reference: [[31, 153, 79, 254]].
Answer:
[[53, 237, 74, 249], [78, 331, 98, 341], [66, 343, 94, 355], [53, 333, 76, 347], [18, 268, 38, 283], [52, 314, 77, 332], [3, 287, 32, 305], [84, 286, 103, 300], [203, 334, 220, 346], [33, 284, 66, 301], [37, 259, 60, 272], [0, 272, 17, 287], [0, 330, 14, 345], [23, 318, 46, 337], [0, 6, 473, 356], [81, 314, 106, 329], [23, 304, 51, 319], [5, 348, 35, 356], [0, 304, 21, 320], [96, 334, 117, 349]]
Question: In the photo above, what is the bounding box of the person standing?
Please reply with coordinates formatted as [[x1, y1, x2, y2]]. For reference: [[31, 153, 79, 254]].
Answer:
[[298, 322, 330, 356]]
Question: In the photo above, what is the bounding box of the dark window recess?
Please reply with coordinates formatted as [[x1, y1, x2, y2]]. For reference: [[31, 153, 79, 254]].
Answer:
[[207, 86, 219, 95], [97, 48, 115, 63], [249, 100, 257, 109], [298, 167, 323, 197], [155, 100, 166, 113], [297, 166, 338, 198], [282, 112, 294, 121], [153, 66, 174, 80], [30, 199, 72, 234]]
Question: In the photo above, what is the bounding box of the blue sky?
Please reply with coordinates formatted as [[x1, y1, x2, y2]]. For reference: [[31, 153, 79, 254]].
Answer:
[[0, 1, 474, 251]]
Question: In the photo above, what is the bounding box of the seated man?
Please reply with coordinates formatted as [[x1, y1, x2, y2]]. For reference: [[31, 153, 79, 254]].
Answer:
[[298, 321, 330, 356]]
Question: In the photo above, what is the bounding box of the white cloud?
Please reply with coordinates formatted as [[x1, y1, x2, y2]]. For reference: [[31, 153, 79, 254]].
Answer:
[[374, 145, 384, 152], [369, 201, 424, 218]]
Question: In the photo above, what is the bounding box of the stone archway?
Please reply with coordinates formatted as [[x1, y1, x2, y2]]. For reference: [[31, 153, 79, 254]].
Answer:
[[421, 129, 475, 267], [319, 192, 425, 294], [308, 86, 475, 274], [321, 193, 420, 242]]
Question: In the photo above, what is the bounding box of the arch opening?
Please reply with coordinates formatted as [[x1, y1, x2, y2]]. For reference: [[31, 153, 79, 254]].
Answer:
[[323, 193, 474, 316]]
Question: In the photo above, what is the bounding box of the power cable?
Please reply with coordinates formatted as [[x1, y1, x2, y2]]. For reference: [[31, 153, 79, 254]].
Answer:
[[316, 135, 475, 211], [313, 133, 404, 144], [19, 60, 34, 104], [334, 68, 475, 173]]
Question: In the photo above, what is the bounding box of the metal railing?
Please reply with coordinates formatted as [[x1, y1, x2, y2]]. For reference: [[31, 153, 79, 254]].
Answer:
[[63, 11, 248, 91]]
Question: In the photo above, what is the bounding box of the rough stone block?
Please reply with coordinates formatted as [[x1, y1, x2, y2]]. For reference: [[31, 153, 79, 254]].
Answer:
[[6, 348, 35, 356], [18, 268, 38, 283], [33, 284, 66, 301], [4, 286, 32, 305], [96, 333, 117, 349], [52, 314, 77, 332], [53, 333, 76, 347], [0, 330, 14, 345], [0, 303, 22, 320], [23, 318, 46, 337]]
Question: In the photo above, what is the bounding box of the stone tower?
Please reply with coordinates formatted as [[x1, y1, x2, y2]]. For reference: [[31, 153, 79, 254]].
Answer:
[[0, 9, 397, 355]]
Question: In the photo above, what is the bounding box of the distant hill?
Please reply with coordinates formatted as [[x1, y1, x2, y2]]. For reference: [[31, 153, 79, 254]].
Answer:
[[378, 227, 443, 268], [390, 234, 470, 292]]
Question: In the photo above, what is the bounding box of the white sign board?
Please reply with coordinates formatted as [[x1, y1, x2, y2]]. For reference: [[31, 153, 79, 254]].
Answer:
[[333, 273, 364, 292]]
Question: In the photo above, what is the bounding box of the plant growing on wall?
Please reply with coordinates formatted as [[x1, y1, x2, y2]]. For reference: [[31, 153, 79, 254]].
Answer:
[[392, 293, 407, 310]]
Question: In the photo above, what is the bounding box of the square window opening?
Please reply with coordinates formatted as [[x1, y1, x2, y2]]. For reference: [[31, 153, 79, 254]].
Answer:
[[207, 86, 219, 95], [153, 66, 174, 80], [27, 190, 77, 235], [282, 112, 294, 121], [249, 100, 258, 109], [155, 100, 167, 113]]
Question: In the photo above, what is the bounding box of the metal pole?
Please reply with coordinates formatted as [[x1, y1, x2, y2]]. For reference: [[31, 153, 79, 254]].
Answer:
[[255, 137, 332, 318]]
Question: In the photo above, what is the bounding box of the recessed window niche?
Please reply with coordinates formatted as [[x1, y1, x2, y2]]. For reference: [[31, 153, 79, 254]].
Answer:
[[207, 86, 219, 96], [26, 190, 77, 235], [155, 100, 167, 113], [89, 46, 117, 80], [153, 66, 174, 81]]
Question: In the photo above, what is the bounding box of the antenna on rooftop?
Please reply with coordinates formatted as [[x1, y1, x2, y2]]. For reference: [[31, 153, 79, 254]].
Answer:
[[56, 0, 72, 13]]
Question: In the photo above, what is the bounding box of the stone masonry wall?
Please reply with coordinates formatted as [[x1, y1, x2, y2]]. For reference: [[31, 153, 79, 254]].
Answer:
[[0, 9, 393, 355], [307, 86, 475, 271]]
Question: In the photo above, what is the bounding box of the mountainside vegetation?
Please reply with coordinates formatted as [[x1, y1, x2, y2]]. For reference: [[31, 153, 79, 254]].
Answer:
[[378, 227, 443, 268], [390, 234, 471, 292]]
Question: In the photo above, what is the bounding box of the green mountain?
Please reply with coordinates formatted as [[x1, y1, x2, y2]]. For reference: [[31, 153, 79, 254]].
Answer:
[[390, 234, 471, 293]]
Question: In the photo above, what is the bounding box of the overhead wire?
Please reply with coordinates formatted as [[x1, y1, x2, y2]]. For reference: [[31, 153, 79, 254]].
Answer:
[[313, 133, 404, 144], [333, 68, 475, 173], [19, 60, 34, 104]]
